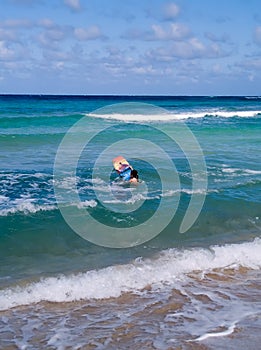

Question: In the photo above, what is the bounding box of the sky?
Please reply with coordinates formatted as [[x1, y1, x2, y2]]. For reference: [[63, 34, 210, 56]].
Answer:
[[0, 0, 261, 95]]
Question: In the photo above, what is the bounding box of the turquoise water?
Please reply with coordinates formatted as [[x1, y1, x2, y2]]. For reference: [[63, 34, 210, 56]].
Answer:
[[0, 95, 260, 348]]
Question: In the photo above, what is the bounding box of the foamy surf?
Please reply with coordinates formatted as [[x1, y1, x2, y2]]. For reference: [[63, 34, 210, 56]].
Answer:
[[0, 238, 260, 311], [87, 110, 261, 121], [0, 197, 99, 216]]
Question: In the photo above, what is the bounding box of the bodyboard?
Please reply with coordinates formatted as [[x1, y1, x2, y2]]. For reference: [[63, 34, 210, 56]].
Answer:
[[113, 156, 131, 172]]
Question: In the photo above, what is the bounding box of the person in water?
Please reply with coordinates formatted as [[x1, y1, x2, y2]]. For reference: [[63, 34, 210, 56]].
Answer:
[[129, 169, 139, 183], [117, 163, 139, 183]]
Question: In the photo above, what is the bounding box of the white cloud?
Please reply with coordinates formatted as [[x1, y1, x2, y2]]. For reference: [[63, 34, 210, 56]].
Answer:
[[151, 25, 166, 40], [64, 0, 81, 11], [122, 21, 191, 42], [74, 26, 104, 40], [212, 63, 223, 74], [45, 28, 67, 41], [121, 28, 147, 40], [131, 65, 160, 76], [205, 31, 230, 43], [0, 28, 17, 41], [238, 58, 261, 70], [38, 18, 56, 29], [55, 61, 65, 70], [0, 19, 32, 28], [151, 23, 191, 40], [171, 39, 205, 59], [37, 26, 69, 48], [145, 36, 226, 61], [162, 3, 180, 20], [176, 38, 225, 59], [0, 41, 15, 60], [189, 37, 205, 52]]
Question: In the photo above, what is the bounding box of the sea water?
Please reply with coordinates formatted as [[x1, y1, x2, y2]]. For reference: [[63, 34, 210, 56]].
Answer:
[[0, 95, 260, 349]]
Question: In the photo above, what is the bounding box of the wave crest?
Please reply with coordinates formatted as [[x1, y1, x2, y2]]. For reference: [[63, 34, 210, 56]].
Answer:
[[0, 238, 260, 310], [87, 110, 261, 122]]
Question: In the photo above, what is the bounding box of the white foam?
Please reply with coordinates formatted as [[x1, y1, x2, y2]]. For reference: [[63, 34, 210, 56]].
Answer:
[[193, 322, 236, 341], [161, 188, 217, 198], [0, 200, 57, 216], [0, 238, 260, 311], [0, 199, 99, 216], [76, 200, 97, 209], [103, 192, 156, 204], [88, 112, 178, 121], [222, 167, 261, 175], [53, 176, 79, 190], [244, 169, 261, 175], [210, 110, 261, 118], [87, 110, 261, 122], [245, 96, 261, 99], [102, 188, 215, 205], [0, 195, 9, 203]]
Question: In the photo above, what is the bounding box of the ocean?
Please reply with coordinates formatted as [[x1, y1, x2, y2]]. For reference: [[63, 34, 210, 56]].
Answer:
[[0, 95, 260, 349]]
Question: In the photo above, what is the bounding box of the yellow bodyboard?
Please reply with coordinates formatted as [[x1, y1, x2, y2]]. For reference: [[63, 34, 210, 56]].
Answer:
[[113, 156, 131, 172]]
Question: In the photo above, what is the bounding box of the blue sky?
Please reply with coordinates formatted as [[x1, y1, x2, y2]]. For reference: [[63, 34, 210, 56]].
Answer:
[[0, 0, 261, 95]]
